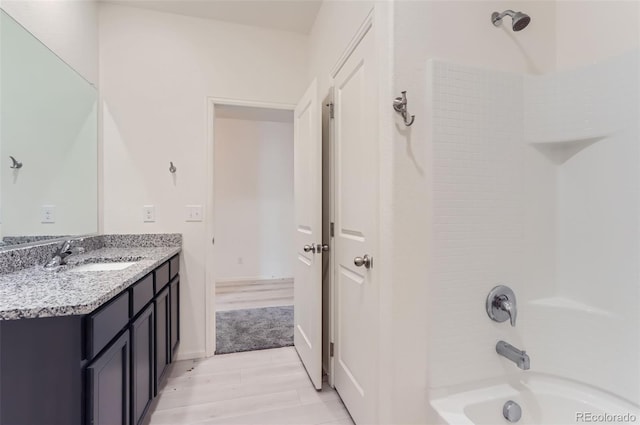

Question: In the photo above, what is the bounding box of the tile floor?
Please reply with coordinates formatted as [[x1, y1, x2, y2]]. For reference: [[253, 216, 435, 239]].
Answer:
[[149, 347, 352, 425]]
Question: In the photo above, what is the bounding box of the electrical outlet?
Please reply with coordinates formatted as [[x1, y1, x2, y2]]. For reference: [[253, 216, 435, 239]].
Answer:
[[185, 205, 203, 222], [143, 205, 155, 223], [41, 205, 55, 223]]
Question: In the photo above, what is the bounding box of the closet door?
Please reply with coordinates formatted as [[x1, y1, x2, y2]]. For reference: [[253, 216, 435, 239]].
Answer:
[[332, 20, 379, 425], [293, 78, 323, 390]]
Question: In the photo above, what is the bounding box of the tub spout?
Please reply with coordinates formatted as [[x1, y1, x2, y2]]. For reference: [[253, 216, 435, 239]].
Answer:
[[496, 340, 530, 370]]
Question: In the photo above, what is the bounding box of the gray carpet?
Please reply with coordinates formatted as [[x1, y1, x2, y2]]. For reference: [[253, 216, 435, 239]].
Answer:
[[216, 306, 294, 354]]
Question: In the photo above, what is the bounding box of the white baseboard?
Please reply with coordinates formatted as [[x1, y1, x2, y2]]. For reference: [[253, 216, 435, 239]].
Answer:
[[216, 276, 294, 284], [174, 350, 206, 361]]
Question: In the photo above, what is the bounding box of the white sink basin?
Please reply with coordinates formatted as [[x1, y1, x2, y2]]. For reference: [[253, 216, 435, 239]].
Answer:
[[70, 262, 138, 272]]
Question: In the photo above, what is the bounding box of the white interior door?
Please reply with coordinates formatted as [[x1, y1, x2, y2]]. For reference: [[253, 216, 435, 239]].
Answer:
[[333, 24, 379, 424], [293, 78, 323, 390]]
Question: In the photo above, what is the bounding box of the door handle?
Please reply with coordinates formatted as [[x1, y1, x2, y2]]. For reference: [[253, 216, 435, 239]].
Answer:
[[303, 244, 315, 253], [354, 254, 373, 269], [318, 244, 329, 253]]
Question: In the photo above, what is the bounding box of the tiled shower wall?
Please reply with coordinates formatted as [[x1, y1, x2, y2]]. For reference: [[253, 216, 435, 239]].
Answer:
[[428, 52, 639, 403], [428, 60, 531, 389]]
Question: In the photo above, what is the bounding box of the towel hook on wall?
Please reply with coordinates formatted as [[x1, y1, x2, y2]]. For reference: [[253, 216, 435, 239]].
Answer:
[[169, 161, 177, 174], [393, 91, 415, 126], [9, 156, 23, 169]]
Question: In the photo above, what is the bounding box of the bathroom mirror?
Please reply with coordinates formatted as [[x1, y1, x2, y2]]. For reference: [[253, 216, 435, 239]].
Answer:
[[0, 10, 98, 248]]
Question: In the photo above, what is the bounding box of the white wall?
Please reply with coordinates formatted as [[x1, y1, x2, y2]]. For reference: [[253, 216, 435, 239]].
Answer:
[[307, 0, 374, 100], [555, 1, 640, 71], [0, 0, 99, 85], [214, 116, 294, 281], [391, 2, 557, 423], [100, 3, 308, 359]]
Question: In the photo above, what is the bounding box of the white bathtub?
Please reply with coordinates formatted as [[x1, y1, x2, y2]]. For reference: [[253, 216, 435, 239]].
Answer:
[[431, 375, 640, 425]]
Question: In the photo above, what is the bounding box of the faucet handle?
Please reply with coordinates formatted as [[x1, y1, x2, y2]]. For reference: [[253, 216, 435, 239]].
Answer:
[[66, 246, 85, 255], [55, 240, 72, 255], [486, 285, 518, 327], [498, 296, 517, 326]]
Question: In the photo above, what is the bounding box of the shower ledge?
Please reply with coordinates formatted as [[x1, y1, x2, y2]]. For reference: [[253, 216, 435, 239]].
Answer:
[[527, 134, 608, 164], [529, 296, 619, 319]]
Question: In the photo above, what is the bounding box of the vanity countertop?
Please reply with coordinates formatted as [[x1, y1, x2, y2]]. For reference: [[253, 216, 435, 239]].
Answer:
[[0, 246, 181, 320]]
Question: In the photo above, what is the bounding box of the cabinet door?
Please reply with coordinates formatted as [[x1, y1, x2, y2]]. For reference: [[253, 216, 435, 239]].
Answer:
[[169, 277, 180, 361], [155, 286, 170, 394], [131, 304, 154, 425], [87, 331, 130, 425]]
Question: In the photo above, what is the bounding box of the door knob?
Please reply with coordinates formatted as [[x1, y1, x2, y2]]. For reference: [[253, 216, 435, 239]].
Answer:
[[319, 244, 329, 252], [303, 244, 315, 253], [354, 254, 373, 269]]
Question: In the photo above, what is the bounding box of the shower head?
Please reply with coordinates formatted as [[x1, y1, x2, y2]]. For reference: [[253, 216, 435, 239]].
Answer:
[[492, 10, 531, 31]]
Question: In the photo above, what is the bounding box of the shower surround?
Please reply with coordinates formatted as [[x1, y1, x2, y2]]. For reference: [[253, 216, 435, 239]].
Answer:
[[427, 51, 639, 422]]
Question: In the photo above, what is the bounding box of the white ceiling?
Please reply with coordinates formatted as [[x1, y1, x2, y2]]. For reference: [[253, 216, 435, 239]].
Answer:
[[103, 0, 322, 34]]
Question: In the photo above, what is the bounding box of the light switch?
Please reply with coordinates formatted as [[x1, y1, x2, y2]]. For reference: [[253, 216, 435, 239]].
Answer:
[[143, 205, 155, 223], [185, 205, 203, 222], [41, 205, 55, 223]]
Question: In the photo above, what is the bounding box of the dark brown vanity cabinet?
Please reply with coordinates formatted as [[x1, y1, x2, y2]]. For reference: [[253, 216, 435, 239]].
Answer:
[[0, 253, 180, 425], [131, 304, 154, 425], [170, 277, 180, 360], [154, 285, 170, 394], [87, 331, 131, 425]]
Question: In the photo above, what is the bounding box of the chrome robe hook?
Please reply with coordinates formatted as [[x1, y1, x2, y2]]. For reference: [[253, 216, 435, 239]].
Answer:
[[9, 156, 22, 169], [393, 91, 415, 126]]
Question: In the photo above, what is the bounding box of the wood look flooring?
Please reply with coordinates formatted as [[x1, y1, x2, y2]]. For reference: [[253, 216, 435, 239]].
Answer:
[[149, 347, 352, 425], [216, 279, 294, 311]]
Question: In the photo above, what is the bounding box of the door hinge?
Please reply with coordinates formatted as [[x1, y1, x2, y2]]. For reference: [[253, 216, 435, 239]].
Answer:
[[330, 222, 334, 237], [330, 342, 334, 357], [327, 102, 334, 119]]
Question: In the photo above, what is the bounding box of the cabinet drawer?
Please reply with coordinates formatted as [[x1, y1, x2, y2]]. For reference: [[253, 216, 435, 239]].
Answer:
[[87, 292, 130, 360], [154, 262, 170, 293], [169, 255, 179, 280], [131, 274, 154, 317]]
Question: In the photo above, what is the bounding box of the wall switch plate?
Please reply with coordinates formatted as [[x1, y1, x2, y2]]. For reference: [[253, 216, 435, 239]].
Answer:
[[185, 205, 203, 222], [143, 205, 155, 223], [41, 205, 55, 223]]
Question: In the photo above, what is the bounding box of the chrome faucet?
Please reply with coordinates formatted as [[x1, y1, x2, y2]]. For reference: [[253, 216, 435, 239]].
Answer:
[[486, 285, 517, 326], [44, 240, 85, 269], [496, 340, 530, 370]]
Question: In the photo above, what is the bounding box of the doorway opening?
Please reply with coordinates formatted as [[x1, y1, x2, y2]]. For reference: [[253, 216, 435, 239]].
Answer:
[[210, 103, 296, 355]]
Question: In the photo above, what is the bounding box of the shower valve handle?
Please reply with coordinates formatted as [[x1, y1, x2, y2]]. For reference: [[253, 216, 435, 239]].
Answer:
[[486, 285, 518, 327], [496, 296, 517, 327]]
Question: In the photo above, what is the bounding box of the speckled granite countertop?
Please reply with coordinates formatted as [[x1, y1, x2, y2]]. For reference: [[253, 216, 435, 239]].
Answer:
[[0, 235, 181, 320]]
